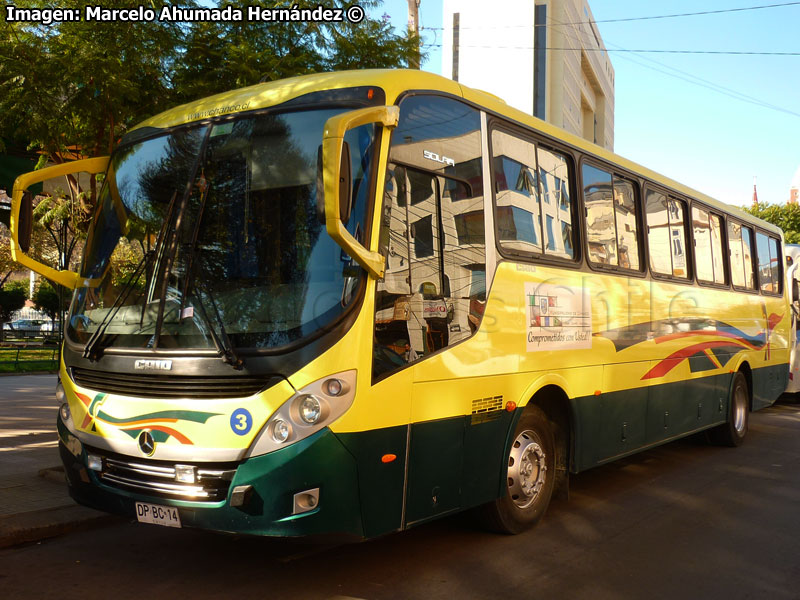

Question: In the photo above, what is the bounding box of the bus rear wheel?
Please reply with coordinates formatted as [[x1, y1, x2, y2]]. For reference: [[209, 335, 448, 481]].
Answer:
[[479, 405, 555, 534], [709, 372, 749, 447]]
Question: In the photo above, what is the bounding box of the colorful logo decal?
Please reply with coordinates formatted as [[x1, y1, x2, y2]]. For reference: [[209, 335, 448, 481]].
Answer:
[[594, 312, 784, 381], [525, 282, 592, 351], [74, 392, 221, 445], [230, 408, 253, 436]]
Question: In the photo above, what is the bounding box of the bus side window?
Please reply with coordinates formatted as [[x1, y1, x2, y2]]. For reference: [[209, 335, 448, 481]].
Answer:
[[756, 231, 782, 294], [646, 190, 672, 275], [645, 190, 689, 279], [540, 147, 575, 259], [491, 130, 543, 255], [728, 221, 746, 288], [612, 175, 640, 270], [728, 221, 756, 290], [582, 164, 617, 265]]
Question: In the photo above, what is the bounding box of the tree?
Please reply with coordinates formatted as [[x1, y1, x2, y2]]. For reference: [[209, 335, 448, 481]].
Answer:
[[1, 0, 187, 163], [32, 279, 69, 323], [743, 203, 800, 243], [172, 1, 422, 102], [0, 279, 28, 341]]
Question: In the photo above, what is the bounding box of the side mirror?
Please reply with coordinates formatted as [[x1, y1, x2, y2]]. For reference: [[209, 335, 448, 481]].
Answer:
[[322, 105, 399, 279], [339, 141, 352, 225], [316, 142, 352, 225], [18, 191, 33, 253], [11, 156, 110, 289]]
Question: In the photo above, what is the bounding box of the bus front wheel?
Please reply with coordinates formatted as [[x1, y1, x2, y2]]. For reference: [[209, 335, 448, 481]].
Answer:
[[479, 405, 556, 534], [709, 372, 749, 447]]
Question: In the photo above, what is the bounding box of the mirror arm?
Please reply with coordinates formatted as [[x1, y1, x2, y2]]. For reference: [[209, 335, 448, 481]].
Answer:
[[322, 106, 399, 279], [11, 156, 110, 290]]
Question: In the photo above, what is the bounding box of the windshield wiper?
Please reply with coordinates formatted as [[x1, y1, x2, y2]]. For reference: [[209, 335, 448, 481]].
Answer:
[[82, 191, 178, 362], [82, 249, 153, 361], [189, 282, 244, 370]]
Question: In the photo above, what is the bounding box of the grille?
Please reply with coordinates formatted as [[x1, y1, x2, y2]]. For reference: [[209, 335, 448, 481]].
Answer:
[[71, 367, 275, 399], [89, 447, 237, 502]]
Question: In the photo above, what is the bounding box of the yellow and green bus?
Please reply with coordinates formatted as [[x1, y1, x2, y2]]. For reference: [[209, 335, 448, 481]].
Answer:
[[10, 69, 789, 538]]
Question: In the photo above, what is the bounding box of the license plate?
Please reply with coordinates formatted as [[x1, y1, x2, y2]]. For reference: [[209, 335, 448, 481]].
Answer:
[[135, 502, 182, 528]]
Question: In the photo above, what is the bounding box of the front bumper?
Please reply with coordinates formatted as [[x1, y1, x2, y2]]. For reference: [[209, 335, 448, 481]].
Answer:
[[57, 416, 364, 539]]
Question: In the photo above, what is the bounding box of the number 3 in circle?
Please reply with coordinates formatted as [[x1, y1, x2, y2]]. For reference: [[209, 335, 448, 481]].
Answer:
[[230, 408, 253, 436]]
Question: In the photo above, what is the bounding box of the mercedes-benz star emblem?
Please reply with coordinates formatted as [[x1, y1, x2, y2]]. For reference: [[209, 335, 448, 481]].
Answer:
[[138, 430, 156, 456]]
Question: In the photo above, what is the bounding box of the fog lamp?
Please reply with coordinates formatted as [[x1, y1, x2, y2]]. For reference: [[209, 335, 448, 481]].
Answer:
[[175, 465, 196, 484], [55, 381, 66, 405], [59, 403, 71, 422], [87, 454, 103, 472]]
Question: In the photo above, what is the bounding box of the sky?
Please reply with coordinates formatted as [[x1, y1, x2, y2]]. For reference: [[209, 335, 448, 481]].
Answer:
[[371, 0, 800, 208]]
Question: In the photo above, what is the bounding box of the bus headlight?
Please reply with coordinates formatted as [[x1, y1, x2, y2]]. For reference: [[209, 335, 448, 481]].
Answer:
[[298, 395, 322, 424], [272, 419, 291, 443], [247, 370, 356, 457]]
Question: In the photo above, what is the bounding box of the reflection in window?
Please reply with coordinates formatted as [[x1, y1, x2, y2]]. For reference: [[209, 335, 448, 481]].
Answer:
[[710, 214, 726, 284], [693, 207, 714, 282], [770, 237, 782, 293], [613, 177, 639, 270], [646, 190, 688, 278], [742, 227, 755, 289], [583, 165, 617, 265], [728, 222, 756, 289], [756, 232, 782, 294], [756, 232, 774, 293], [491, 130, 574, 259], [375, 95, 487, 379], [692, 207, 726, 284], [582, 166, 641, 270]]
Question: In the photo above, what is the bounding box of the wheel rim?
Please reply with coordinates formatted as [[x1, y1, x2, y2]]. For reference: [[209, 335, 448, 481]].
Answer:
[[508, 430, 547, 509], [733, 384, 747, 434]]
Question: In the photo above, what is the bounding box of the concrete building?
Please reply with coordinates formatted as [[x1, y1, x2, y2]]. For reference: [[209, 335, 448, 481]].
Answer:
[[441, 0, 615, 151]]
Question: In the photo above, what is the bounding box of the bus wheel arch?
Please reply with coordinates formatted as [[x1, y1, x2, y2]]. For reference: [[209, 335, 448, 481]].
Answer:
[[737, 361, 754, 411], [477, 385, 572, 534], [708, 370, 750, 447]]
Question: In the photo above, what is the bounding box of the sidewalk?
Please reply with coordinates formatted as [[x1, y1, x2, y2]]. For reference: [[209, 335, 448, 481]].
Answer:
[[0, 374, 116, 548]]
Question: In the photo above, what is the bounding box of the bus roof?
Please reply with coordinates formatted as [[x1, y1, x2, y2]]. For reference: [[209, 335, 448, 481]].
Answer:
[[129, 68, 781, 238]]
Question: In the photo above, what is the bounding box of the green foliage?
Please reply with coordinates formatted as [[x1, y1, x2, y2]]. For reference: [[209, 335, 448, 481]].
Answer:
[[0, 279, 28, 325], [742, 203, 800, 243], [32, 279, 69, 322], [1, 0, 187, 161], [171, 1, 422, 101], [2, 0, 421, 162]]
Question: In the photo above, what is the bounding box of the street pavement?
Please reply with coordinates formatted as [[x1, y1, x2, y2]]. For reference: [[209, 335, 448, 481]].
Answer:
[[0, 374, 116, 548]]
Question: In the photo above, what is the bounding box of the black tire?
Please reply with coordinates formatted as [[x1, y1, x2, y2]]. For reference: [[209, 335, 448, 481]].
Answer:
[[708, 372, 749, 447], [478, 405, 556, 534]]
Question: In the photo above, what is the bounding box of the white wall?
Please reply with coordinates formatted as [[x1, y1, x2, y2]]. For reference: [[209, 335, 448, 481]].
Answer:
[[442, 0, 536, 114]]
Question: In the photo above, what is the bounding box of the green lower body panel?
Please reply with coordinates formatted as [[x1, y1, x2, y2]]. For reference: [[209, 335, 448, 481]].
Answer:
[[571, 364, 787, 472], [751, 363, 788, 410], [58, 417, 364, 539]]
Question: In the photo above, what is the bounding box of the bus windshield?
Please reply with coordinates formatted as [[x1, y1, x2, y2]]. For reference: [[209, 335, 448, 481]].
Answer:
[[69, 108, 376, 353]]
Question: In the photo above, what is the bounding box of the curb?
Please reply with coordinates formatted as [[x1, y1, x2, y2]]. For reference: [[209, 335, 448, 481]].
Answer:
[[0, 504, 119, 549]]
